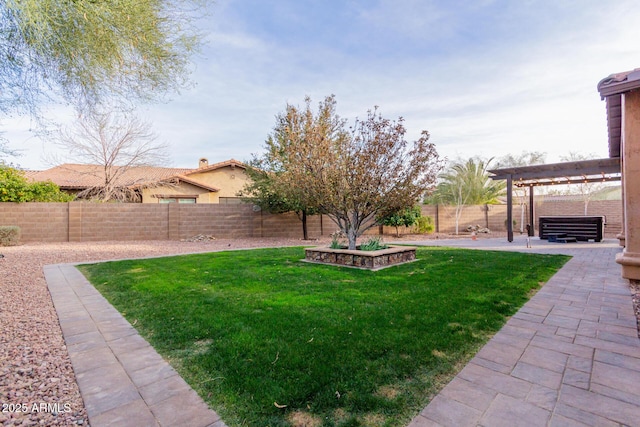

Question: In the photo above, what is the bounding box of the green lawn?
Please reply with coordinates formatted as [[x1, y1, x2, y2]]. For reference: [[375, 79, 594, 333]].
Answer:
[[78, 246, 569, 427]]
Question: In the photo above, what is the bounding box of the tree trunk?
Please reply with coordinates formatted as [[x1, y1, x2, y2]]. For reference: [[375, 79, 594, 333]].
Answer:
[[347, 228, 358, 250], [302, 210, 309, 240], [454, 205, 463, 235]]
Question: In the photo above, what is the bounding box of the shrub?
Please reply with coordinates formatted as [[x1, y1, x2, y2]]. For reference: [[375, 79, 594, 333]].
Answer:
[[415, 216, 435, 234], [329, 230, 346, 249], [28, 181, 75, 202], [0, 166, 73, 202], [0, 226, 21, 246], [359, 236, 388, 251], [379, 205, 422, 237]]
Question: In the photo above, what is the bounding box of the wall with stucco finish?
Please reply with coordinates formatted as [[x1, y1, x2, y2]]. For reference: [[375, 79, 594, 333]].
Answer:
[[187, 166, 250, 201], [138, 165, 251, 204], [616, 90, 640, 279]]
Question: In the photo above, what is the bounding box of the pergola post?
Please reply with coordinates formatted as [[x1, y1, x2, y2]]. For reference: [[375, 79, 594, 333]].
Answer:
[[529, 184, 535, 237]]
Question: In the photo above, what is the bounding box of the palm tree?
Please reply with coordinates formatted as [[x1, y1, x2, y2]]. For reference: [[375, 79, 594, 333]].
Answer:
[[428, 157, 505, 234]]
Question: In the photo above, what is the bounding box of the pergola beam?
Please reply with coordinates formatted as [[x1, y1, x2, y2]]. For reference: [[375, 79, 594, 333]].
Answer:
[[513, 175, 621, 187], [489, 158, 621, 181], [488, 158, 621, 243]]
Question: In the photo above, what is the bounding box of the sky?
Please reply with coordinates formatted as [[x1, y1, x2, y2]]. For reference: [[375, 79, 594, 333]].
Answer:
[[3, 0, 640, 171]]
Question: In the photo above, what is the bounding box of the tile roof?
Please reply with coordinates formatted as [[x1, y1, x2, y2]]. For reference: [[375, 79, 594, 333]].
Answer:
[[27, 159, 248, 192], [597, 68, 640, 97], [186, 158, 246, 176], [597, 68, 640, 158], [28, 164, 196, 189]]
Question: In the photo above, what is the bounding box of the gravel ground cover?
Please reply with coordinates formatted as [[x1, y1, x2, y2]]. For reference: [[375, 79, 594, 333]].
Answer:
[[0, 237, 316, 427]]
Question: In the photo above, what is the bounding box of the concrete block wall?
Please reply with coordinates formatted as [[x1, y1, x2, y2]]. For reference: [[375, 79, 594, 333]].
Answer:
[[419, 200, 622, 237], [174, 204, 254, 239], [0, 203, 69, 242], [534, 199, 622, 237], [0, 203, 325, 243], [414, 205, 512, 235], [73, 203, 171, 241], [0, 199, 623, 243], [254, 211, 327, 239]]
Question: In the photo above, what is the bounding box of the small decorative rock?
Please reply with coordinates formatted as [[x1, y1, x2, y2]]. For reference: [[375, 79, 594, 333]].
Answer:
[[182, 234, 217, 242]]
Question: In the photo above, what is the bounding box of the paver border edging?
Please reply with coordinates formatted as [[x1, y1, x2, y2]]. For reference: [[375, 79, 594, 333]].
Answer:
[[45, 263, 227, 427]]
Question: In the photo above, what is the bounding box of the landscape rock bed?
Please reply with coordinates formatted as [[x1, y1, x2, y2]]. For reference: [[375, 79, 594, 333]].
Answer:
[[304, 245, 417, 270]]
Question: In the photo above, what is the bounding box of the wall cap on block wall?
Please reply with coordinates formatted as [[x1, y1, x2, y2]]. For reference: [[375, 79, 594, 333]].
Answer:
[[303, 245, 418, 271]]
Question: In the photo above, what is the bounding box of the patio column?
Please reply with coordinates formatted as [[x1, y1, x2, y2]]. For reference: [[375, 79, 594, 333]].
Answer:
[[618, 154, 626, 247], [616, 90, 640, 280]]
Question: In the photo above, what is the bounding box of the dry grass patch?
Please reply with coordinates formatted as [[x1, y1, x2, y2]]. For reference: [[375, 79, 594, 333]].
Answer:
[[287, 411, 322, 427], [376, 385, 401, 400], [432, 349, 448, 359], [333, 408, 349, 424], [362, 413, 386, 426]]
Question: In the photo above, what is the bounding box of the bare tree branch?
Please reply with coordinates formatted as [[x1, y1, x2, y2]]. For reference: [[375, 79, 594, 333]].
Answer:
[[55, 111, 170, 202]]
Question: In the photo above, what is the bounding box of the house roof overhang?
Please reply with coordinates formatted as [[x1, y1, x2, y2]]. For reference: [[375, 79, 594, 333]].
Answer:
[[171, 175, 220, 192], [488, 157, 621, 187], [597, 68, 640, 158], [186, 158, 247, 175]]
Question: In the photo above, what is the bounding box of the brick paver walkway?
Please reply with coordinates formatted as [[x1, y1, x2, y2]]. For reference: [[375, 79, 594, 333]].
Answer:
[[407, 237, 640, 427], [44, 237, 640, 426], [44, 264, 226, 427]]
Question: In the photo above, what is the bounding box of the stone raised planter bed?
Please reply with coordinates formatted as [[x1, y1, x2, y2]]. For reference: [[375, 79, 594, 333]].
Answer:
[[304, 245, 418, 271]]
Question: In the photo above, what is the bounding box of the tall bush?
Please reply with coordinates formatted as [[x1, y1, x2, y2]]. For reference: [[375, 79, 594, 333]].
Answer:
[[380, 206, 422, 237], [415, 215, 435, 234], [0, 166, 74, 202]]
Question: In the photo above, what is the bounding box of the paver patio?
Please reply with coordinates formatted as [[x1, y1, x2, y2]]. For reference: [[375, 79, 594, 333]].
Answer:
[[44, 236, 640, 426], [407, 237, 640, 427]]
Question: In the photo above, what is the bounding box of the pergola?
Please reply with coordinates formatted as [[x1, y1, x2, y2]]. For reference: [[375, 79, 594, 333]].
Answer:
[[488, 157, 621, 242]]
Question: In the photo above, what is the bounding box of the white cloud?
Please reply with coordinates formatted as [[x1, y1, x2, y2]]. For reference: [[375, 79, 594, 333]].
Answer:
[[3, 0, 640, 171]]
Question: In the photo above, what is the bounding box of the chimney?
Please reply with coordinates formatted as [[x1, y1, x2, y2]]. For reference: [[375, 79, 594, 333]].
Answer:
[[199, 158, 208, 168]]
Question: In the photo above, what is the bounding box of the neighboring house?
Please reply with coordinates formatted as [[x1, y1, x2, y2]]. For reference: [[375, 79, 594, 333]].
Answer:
[[26, 158, 250, 204]]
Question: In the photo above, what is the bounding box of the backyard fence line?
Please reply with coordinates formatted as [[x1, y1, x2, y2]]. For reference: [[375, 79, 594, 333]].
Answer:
[[0, 199, 622, 243]]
